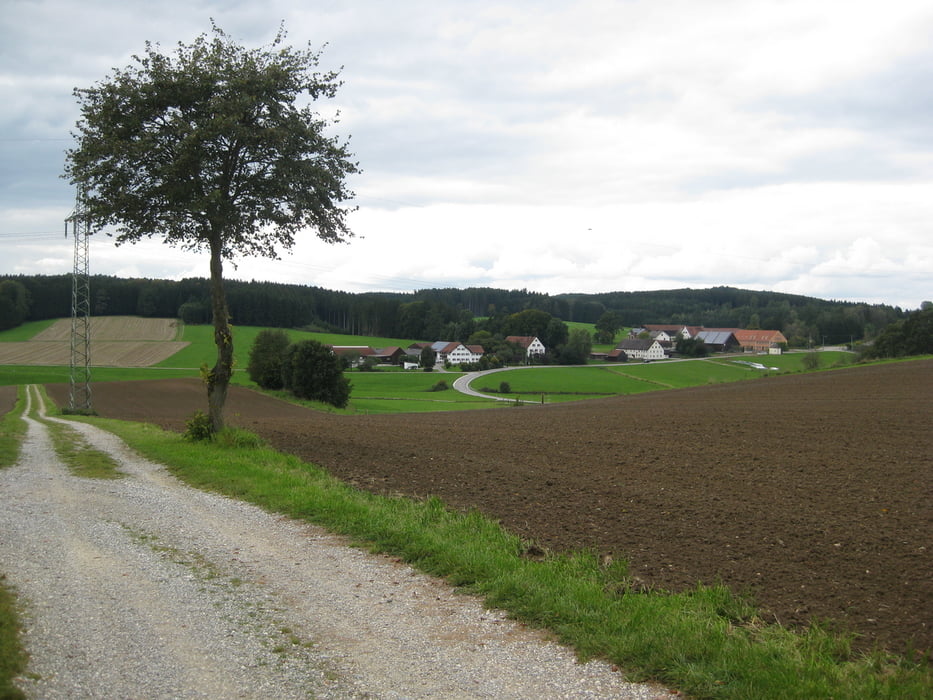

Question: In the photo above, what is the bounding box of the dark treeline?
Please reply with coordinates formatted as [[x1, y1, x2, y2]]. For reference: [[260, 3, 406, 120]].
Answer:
[[3, 274, 910, 347]]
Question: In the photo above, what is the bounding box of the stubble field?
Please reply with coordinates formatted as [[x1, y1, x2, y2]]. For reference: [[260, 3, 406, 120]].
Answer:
[[0, 317, 187, 366]]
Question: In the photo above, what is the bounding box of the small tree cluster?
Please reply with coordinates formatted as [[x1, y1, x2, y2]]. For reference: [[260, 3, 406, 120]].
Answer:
[[675, 336, 709, 358], [858, 305, 933, 359], [247, 331, 350, 408], [0, 280, 30, 331]]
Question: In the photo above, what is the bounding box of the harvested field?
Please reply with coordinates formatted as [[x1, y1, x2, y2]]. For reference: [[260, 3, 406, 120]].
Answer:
[[0, 317, 187, 367], [31, 317, 181, 341], [45, 359, 933, 657]]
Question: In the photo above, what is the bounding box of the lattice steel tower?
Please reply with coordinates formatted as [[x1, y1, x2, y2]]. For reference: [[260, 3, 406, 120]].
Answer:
[[65, 190, 92, 412]]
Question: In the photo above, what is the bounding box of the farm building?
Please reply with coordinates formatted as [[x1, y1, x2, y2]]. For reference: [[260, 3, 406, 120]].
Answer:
[[328, 346, 376, 366], [609, 338, 666, 361], [733, 329, 787, 353], [694, 330, 739, 352], [431, 341, 484, 365], [631, 325, 699, 341], [371, 346, 407, 365], [505, 335, 546, 357]]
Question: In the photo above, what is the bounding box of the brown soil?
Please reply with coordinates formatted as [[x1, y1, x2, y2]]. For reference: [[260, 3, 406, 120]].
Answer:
[[44, 360, 933, 657]]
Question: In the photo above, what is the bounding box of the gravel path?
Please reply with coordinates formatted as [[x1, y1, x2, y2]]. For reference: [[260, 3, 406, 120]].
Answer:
[[0, 386, 675, 699]]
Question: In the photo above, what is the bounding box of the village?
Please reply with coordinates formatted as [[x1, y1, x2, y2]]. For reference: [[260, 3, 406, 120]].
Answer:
[[329, 325, 788, 368]]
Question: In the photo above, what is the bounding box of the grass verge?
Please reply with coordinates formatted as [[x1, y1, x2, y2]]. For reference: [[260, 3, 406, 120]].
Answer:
[[0, 574, 27, 700], [0, 389, 27, 698], [29, 386, 122, 480], [70, 413, 931, 700], [0, 386, 26, 469]]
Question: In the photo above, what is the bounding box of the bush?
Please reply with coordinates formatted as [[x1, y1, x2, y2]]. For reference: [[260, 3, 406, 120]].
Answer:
[[802, 352, 821, 371], [183, 411, 213, 441], [282, 339, 351, 408], [499, 381, 511, 394], [430, 380, 449, 392], [247, 329, 291, 389]]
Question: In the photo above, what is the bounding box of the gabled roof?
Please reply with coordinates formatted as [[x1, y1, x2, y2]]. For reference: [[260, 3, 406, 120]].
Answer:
[[329, 345, 375, 356], [615, 338, 659, 351], [733, 329, 787, 343], [505, 335, 540, 348], [431, 340, 459, 353], [695, 330, 736, 345]]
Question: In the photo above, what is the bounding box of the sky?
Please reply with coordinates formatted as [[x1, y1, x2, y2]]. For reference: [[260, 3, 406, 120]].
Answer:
[[1, 0, 931, 310]]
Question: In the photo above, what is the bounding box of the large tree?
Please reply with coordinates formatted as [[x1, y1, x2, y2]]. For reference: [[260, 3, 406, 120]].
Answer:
[[64, 24, 358, 432]]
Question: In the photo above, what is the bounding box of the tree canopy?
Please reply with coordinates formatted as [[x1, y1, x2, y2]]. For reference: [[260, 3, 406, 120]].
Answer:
[[64, 24, 358, 432]]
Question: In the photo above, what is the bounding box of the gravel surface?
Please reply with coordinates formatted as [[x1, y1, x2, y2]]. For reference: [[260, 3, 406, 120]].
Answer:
[[0, 386, 676, 699]]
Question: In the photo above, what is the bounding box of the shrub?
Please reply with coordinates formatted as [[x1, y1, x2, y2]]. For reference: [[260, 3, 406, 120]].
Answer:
[[183, 411, 213, 441], [430, 380, 449, 392], [499, 381, 511, 394], [247, 329, 291, 389], [802, 352, 821, 371], [282, 339, 351, 408]]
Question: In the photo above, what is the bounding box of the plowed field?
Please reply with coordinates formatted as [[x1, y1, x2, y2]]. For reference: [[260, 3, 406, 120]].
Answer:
[[44, 359, 933, 657]]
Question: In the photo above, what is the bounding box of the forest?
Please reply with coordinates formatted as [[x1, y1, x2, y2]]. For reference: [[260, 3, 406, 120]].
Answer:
[[0, 273, 911, 349]]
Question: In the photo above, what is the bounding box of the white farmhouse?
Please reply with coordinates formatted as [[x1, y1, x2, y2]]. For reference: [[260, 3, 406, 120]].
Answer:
[[505, 335, 546, 358], [610, 338, 666, 362], [431, 341, 484, 365]]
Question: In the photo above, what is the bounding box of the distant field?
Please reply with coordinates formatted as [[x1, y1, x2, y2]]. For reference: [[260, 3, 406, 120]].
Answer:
[[0, 317, 871, 414], [0, 317, 188, 367]]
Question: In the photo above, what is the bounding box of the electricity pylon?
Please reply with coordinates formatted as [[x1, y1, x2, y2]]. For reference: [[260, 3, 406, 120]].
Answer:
[[65, 190, 92, 412]]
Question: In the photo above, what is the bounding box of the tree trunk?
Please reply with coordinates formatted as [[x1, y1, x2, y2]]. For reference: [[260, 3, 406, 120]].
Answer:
[[207, 235, 233, 434]]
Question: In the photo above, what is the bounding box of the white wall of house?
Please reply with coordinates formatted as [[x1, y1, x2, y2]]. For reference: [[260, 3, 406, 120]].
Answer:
[[525, 337, 546, 356], [446, 344, 483, 364], [624, 341, 666, 360]]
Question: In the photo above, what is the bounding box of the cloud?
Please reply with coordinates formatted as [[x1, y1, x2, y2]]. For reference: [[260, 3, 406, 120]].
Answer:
[[1, 0, 932, 311]]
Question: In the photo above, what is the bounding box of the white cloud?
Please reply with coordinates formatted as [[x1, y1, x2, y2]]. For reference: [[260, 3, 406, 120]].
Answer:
[[1, 0, 931, 310]]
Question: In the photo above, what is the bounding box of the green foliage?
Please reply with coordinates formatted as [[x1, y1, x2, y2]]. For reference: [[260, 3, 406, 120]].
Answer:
[[860, 306, 933, 359], [559, 327, 593, 364], [419, 346, 436, 368], [183, 411, 213, 442], [0, 386, 26, 469], [282, 339, 351, 408], [499, 381, 511, 394], [0, 574, 27, 700], [0, 280, 30, 332], [593, 310, 621, 344], [430, 380, 449, 392], [213, 427, 265, 449], [676, 336, 709, 357], [802, 351, 821, 370], [247, 329, 291, 389], [65, 24, 358, 255]]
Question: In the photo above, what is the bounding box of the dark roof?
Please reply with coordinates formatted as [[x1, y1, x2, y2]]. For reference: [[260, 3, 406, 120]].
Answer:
[[615, 339, 657, 351]]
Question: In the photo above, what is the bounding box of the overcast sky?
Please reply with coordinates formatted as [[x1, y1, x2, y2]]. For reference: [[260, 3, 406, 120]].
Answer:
[[2, 0, 931, 310]]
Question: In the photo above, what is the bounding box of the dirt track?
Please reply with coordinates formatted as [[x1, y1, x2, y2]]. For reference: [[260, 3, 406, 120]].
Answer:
[[45, 359, 933, 657]]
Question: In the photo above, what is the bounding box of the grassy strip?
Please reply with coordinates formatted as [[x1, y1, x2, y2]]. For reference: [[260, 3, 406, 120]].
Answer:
[[75, 415, 931, 699], [28, 387, 122, 480], [0, 575, 27, 700], [0, 389, 27, 698], [0, 386, 26, 469]]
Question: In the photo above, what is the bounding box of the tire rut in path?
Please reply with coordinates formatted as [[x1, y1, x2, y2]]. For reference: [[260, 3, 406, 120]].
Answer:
[[0, 386, 674, 699]]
